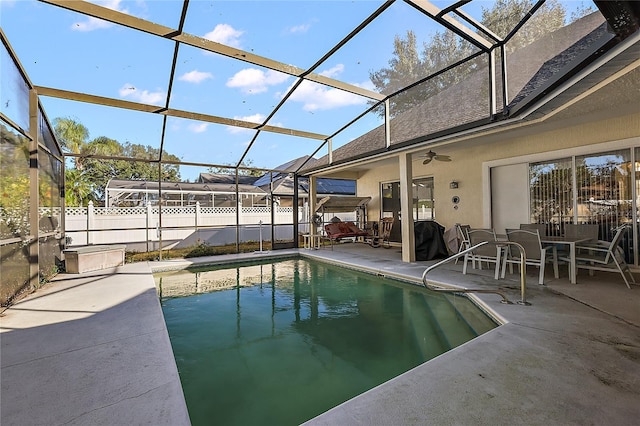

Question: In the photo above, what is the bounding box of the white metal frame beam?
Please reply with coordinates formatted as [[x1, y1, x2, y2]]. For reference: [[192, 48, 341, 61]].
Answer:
[[35, 86, 329, 141]]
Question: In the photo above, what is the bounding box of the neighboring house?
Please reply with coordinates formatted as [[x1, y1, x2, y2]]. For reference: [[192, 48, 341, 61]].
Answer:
[[105, 156, 357, 208], [105, 177, 266, 208], [300, 11, 640, 265]]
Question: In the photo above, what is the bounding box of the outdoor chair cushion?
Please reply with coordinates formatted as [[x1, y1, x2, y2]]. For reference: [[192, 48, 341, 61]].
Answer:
[[324, 222, 369, 240]]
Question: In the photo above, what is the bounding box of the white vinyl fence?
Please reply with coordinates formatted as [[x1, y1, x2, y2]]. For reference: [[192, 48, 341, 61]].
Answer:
[[65, 201, 307, 251]]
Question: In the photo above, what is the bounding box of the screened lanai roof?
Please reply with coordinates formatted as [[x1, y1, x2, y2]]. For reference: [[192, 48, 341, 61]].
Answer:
[[2, 1, 639, 177]]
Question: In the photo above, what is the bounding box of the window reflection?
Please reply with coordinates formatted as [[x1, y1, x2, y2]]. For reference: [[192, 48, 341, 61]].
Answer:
[[529, 148, 636, 264], [0, 45, 30, 131], [0, 120, 30, 241], [413, 178, 434, 221]]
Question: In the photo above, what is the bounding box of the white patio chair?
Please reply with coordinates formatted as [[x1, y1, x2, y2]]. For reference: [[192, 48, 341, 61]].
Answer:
[[501, 229, 559, 285], [561, 224, 636, 289], [454, 224, 471, 264], [378, 217, 394, 249], [463, 229, 502, 280]]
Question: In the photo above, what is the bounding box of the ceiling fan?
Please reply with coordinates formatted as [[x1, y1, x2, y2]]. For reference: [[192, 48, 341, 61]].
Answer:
[[418, 150, 451, 165]]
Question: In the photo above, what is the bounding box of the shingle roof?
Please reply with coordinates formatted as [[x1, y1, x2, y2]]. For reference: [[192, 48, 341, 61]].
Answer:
[[106, 178, 264, 194], [301, 12, 619, 173], [197, 173, 259, 186]]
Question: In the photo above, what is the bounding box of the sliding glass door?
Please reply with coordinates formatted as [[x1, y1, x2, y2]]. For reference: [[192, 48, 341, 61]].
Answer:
[[381, 177, 435, 243], [529, 147, 637, 265]]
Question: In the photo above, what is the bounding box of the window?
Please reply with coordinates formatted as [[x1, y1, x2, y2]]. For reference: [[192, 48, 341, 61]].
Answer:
[[381, 178, 435, 243], [529, 157, 572, 233], [413, 177, 435, 221], [529, 148, 636, 264], [576, 150, 632, 231]]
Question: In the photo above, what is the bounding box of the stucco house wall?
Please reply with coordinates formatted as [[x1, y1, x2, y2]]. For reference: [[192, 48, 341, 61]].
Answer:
[[355, 109, 640, 232]]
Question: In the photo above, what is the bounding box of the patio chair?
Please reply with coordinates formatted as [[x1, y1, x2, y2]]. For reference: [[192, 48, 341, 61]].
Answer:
[[362, 217, 394, 248], [378, 217, 394, 249], [560, 224, 636, 289], [463, 229, 503, 280], [563, 223, 599, 242], [501, 229, 559, 285], [519, 223, 548, 236], [454, 224, 471, 264], [561, 223, 599, 257]]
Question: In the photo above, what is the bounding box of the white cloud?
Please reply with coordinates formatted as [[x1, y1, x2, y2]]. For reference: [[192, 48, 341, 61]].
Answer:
[[237, 113, 266, 125], [179, 70, 213, 84], [288, 23, 310, 34], [319, 64, 344, 78], [71, 0, 128, 31], [188, 123, 209, 133], [203, 24, 244, 48], [118, 83, 165, 105], [290, 81, 367, 111], [286, 64, 369, 111], [227, 68, 290, 94]]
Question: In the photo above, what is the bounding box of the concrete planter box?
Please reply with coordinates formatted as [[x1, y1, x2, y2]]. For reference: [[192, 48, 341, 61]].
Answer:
[[63, 245, 126, 274]]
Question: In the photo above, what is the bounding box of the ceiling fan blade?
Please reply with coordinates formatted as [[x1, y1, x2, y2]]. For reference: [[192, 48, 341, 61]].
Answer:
[[434, 155, 451, 162], [422, 158, 433, 165]]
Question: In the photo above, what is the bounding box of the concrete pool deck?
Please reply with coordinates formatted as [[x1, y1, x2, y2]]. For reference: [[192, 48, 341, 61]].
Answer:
[[1, 244, 639, 425]]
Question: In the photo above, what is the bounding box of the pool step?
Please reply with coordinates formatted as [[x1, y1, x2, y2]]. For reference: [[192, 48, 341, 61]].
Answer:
[[415, 292, 495, 351], [442, 293, 498, 335]]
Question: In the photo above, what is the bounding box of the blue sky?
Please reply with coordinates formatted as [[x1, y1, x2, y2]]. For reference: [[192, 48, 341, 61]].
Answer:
[[1, 0, 593, 181]]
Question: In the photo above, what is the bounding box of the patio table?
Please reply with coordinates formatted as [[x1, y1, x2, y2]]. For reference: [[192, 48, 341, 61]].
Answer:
[[541, 236, 590, 284]]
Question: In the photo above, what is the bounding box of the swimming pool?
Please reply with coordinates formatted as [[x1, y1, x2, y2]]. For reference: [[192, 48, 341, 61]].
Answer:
[[156, 257, 497, 425]]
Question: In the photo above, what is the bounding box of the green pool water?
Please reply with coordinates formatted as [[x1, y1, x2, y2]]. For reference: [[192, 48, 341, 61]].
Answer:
[[156, 258, 497, 426]]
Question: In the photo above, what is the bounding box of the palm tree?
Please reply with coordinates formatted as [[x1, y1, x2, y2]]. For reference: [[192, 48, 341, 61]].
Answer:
[[64, 168, 93, 207], [53, 117, 89, 169]]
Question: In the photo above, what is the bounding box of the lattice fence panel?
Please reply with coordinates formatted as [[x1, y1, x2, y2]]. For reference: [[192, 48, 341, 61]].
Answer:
[[64, 207, 87, 216], [150, 206, 197, 215], [201, 207, 237, 215], [38, 207, 63, 216], [94, 207, 147, 216]]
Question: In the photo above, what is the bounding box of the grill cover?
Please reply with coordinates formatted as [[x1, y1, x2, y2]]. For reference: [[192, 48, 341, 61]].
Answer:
[[414, 221, 449, 261]]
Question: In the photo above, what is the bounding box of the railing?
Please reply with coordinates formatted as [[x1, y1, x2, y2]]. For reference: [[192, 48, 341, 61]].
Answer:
[[421, 241, 530, 306]]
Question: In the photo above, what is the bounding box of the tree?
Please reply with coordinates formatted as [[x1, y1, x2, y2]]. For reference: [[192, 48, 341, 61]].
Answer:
[[0, 123, 31, 238], [570, 1, 595, 22], [53, 117, 90, 169], [53, 118, 183, 205], [64, 168, 94, 207], [370, 31, 421, 98], [370, 0, 568, 117], [82, 140, 182, 202], [484, 0, 566, 52], [208, 159, 262, 177]]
